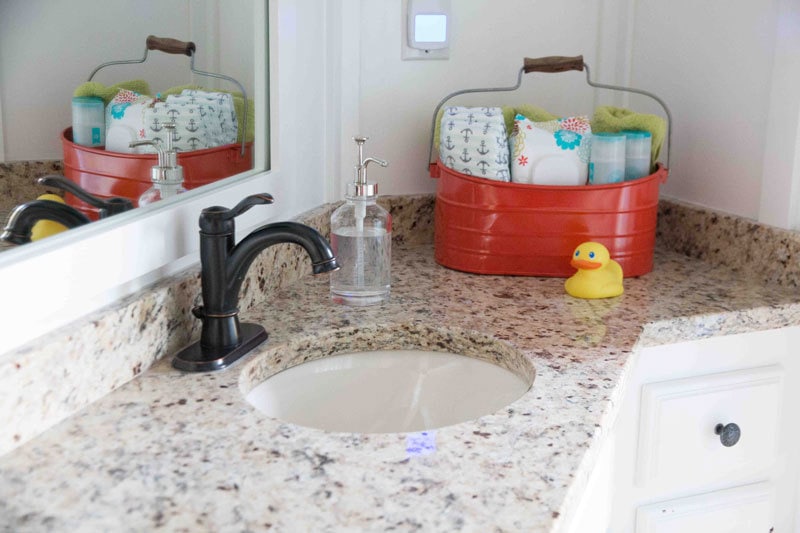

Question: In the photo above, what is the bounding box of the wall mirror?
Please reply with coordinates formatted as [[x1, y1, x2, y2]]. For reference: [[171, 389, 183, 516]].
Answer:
[[0, 0, 278, 352], [0, 0, 261, 255]]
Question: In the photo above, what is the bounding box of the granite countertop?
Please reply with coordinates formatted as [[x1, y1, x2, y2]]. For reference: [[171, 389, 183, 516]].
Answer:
[[1, 242, 799, 532]]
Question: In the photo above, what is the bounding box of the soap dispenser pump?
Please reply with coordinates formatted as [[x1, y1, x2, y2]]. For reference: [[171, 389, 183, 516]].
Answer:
[[330, 136, 391, 306], [130, 122, 187, 206]]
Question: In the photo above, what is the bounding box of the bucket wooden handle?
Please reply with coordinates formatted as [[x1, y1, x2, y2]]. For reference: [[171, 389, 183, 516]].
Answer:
[[146, 35, 196, 57], [523, 55, 584, 74]]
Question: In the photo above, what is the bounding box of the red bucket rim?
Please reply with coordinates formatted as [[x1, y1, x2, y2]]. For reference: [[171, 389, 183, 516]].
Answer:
[[61, 127, 252, 159], [429, 160, 668, 188]]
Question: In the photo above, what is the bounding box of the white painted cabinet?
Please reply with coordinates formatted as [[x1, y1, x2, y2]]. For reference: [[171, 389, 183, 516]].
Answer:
[[636, 365, 784, 492], [567, 326, 800, 533], [635, 482, 775, 533]]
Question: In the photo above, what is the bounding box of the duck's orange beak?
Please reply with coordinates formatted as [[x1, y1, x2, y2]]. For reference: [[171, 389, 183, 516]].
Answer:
[[571, 258, 603, 270]]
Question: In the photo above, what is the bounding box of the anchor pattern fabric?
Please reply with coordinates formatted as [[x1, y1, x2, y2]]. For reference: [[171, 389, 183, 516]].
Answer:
[[438, 106, 509, 181], [104, 88, 239, 154], [140, 90, 238, 153]]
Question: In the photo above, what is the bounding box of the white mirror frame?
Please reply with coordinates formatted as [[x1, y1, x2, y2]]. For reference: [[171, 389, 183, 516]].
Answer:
[[0, 0, 355, 353]]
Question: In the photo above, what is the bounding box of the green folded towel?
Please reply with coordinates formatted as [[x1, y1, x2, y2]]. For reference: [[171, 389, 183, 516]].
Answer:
[[433, 104, 558, 153], [161, 84, 255, 143], [591, 106, 666, 168], [73, 80, 151, 106], [510, 104, 559, 127]]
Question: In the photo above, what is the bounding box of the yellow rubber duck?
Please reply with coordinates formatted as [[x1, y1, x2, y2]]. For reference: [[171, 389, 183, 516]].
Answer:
[[565, 242, 624, 299], [30, 194, 69, 241]]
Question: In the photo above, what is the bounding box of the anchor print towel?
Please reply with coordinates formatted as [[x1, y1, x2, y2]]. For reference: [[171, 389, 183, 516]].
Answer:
[[438, 106, 510, 181], [104, 89, 240, 154], [140, 90, 238, 153], [178, 90, 238, 146]]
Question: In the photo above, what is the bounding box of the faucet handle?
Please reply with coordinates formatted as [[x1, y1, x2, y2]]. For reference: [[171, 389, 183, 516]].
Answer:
[[227, 193, 275, 219], [199, 193, 275, 234], [37, 175, 134, 217]]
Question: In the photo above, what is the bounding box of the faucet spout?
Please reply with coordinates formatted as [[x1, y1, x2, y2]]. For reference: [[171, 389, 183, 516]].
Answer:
[[226, 221, 339, 304], [172, 196, 339, 373], [1, 200, 91, 244]]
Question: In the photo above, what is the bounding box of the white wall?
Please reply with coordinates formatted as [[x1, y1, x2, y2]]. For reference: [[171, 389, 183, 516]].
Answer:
[[0, 0, 254, 162], [629, 0, 797, 224], [355, 0, 609, 197], [5, 1, 799, 226], [351, 0, 800, 228]]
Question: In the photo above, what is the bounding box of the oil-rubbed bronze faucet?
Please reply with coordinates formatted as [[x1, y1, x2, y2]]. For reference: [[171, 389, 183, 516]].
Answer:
[[1, 200, 91, 244], [172, 193, 339, 372], [1, 175, 134, 244]]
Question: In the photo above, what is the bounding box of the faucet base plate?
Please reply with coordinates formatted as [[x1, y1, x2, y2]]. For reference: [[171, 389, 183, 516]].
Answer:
[[172, 323, 268, 372]]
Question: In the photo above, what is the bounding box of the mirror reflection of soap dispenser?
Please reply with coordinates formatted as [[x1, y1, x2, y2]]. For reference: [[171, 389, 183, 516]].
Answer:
[[130, 122, 187, 206], [330, 136, 391, 306]]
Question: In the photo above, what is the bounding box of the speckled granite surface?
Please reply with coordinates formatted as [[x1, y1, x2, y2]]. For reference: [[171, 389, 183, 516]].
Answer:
[[0, 160, 64, 210], [0, 160, 65, 252], [0, 195, 434, 456], [658, 197, 800, 288], [2, 224, 800, 530]]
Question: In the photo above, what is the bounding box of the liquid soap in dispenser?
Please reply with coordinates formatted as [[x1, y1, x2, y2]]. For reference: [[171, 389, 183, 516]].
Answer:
[[330, 136, 391, 306]]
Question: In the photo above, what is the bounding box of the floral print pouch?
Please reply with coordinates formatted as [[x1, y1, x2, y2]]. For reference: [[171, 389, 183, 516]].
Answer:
[[509, 114, 592, 186]]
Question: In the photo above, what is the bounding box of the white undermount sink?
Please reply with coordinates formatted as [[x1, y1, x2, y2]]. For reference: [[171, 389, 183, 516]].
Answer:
[[244, 348, 533, 433]]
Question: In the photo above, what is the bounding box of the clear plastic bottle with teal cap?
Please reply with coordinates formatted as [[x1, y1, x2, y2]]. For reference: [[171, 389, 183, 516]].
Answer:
[[589, 132, 626, 184], [620, 130, 652, 181], [71, 96, 105, 147]]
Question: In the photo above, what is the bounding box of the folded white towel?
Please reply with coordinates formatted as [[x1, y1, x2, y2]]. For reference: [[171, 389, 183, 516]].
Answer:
[[509, 114, 591, 185], [439, 106, 509, 181], [104, 91, 155, 154]]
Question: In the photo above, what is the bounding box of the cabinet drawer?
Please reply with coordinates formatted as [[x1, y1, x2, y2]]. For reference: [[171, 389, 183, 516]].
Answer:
[[635, 482, 774, 533], [636, 365, 783, 490]]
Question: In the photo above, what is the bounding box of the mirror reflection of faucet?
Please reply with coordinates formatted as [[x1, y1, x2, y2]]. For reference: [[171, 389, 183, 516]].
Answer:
[[129, 122, 187, 206], [0, 175, 134, 245], [172, 193, 340, 372]]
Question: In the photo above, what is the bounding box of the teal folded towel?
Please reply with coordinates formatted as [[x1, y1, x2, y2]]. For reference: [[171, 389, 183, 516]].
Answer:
[[73, 80, 151, 106], [591, 106, 667, 169]]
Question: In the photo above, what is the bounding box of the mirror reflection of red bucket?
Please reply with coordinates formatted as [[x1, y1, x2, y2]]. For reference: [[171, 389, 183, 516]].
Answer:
[[61, 127, 254, 220], [430, 161, 668, 278]]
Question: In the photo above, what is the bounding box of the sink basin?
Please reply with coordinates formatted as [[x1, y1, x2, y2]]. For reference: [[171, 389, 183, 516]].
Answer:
[[244, 348, 532, 433]]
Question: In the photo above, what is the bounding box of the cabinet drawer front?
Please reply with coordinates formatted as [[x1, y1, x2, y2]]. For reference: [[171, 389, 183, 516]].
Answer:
[[636, 365, 783, 489], [635, 482, 774, 533]]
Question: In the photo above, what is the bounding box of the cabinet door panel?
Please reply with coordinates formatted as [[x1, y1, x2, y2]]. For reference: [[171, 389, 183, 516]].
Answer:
[[635, 482, 774, 533], [636, 365, 783, 490]]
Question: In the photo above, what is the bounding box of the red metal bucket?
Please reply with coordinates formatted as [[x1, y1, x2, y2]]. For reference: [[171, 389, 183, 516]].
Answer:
[[430, 161, 668, 277], [61, 127, 254, 219]]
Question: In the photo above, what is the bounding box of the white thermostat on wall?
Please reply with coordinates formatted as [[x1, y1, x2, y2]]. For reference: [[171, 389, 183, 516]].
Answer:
[[403, 0, 450, 60]]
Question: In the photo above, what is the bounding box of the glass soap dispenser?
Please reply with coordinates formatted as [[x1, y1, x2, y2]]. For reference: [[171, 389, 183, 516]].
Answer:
[[330, 136, 391, 306], [130, 122, 187, 206]]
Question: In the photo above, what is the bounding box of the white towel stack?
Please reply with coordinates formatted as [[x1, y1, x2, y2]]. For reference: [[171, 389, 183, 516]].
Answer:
[[438, 106, 509, 181]]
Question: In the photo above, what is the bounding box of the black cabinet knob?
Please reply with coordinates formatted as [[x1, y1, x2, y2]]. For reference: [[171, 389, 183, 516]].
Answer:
[[715, 423, 741, 447]]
